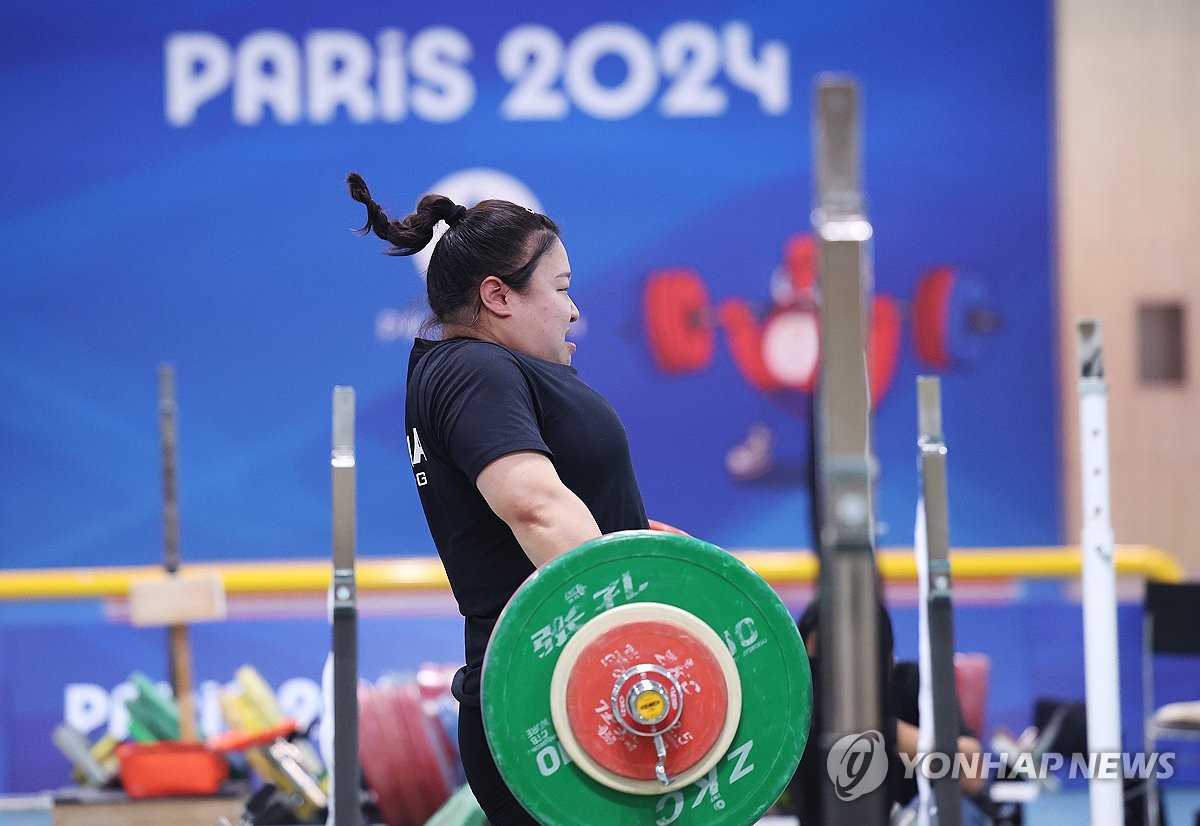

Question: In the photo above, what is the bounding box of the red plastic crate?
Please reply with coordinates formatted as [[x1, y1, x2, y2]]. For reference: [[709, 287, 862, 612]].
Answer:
[[117, 741, 228, 798]]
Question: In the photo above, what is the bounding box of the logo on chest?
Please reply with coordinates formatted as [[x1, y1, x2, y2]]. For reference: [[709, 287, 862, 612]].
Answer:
[[408, 427, 429, 486]]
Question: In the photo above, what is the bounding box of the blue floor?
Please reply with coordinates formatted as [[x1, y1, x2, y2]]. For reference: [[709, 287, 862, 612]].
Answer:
[[1022, 786, 1200, 825]]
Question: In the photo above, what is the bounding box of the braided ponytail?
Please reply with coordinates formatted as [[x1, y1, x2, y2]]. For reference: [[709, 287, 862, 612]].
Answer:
[[346, 172, 461, 257], [346, 171, 560, 327]]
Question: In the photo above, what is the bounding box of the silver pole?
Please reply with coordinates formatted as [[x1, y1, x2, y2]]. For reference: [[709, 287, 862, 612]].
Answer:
[[159, 363, 198, 742], [330, 387, 360, 826], [1076, 320, 1123, 826], [813, 75, 887, 825]]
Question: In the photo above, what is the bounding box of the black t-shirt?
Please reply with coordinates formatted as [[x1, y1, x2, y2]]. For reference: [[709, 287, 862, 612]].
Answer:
[[405, 337, 649, 705]]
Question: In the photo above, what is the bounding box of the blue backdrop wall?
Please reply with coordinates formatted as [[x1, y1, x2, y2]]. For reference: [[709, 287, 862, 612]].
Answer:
[[0, 0, 1063, 793]]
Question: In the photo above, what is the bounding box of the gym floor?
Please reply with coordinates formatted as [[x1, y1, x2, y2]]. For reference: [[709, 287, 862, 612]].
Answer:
[[1024, 787, 1200, 825]]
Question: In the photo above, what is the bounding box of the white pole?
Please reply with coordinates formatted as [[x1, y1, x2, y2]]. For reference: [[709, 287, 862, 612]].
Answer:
[[1077, 319, 1123, 825], [916, 376, 962, 826]]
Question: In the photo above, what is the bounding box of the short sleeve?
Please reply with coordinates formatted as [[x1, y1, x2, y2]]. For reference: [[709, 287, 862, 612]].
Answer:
[[423, 343, 551, 482]]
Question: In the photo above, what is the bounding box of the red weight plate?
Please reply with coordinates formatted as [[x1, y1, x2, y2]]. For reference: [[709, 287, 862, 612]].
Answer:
[[643, 269, 715, 374], [868, 294, 902, 404], [913, 267, 955, 369], [359, 686, 407, 826], [563, 619, 728, 781], [647, 519, 690, 536], [383, 686, 421, 826], [785, 233, 816, 293], [390, 684, 442, 826], [396, 684, 454, 822], [386, 687, 422, 825]]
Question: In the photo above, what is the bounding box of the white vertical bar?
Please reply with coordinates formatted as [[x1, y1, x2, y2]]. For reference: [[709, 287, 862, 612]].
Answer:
[[331, 386, 357, 570], [916, 376, 961, 826], [1077, 319, 1123, 826]]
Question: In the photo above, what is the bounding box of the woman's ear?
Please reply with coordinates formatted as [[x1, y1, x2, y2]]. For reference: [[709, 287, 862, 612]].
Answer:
[[478, 275, 512, 318]]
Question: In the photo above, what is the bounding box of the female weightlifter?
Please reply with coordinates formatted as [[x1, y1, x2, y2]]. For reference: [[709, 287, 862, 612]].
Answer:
[[348, 173, 649, 824]]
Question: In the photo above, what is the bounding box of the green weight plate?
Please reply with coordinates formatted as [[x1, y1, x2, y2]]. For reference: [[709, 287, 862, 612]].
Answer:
[[483, 530, 812, 826]]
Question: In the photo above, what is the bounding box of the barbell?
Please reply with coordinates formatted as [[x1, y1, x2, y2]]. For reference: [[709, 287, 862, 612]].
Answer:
[[482, 531, 812, 826]]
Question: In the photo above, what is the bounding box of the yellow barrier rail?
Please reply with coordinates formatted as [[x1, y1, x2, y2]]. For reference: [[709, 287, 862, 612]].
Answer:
[[740, 544, 1184, 585], [0, 545, 1183, 602]]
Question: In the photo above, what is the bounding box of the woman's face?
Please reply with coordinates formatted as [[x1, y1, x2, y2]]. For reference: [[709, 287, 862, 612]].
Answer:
[[506, 238, 580, 365]]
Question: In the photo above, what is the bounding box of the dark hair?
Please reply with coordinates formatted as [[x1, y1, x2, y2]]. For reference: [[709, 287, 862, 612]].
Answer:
[[346, 172, 560, 325]]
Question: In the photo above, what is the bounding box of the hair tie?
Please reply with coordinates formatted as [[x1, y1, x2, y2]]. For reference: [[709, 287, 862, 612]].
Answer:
[[445, 204, 467, 227]]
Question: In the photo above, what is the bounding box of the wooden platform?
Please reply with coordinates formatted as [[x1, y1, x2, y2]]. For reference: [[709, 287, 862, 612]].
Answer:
[[0, 788, 242, 826]]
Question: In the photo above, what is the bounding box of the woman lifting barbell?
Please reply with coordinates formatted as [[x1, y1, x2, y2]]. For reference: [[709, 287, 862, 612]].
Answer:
[[347, 173, 650, 825]]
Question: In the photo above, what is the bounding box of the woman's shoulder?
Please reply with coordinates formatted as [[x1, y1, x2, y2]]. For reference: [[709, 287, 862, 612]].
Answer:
[[412, 338, 529, 383], [413, 338, 580, 390]]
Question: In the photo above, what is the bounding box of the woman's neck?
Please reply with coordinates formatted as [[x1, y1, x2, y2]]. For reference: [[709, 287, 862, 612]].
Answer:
[[442, 320, 502, 347]]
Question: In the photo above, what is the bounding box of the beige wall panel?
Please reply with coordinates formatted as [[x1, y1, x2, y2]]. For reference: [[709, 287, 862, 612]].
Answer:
[[1056, 0, 1200, 575]]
